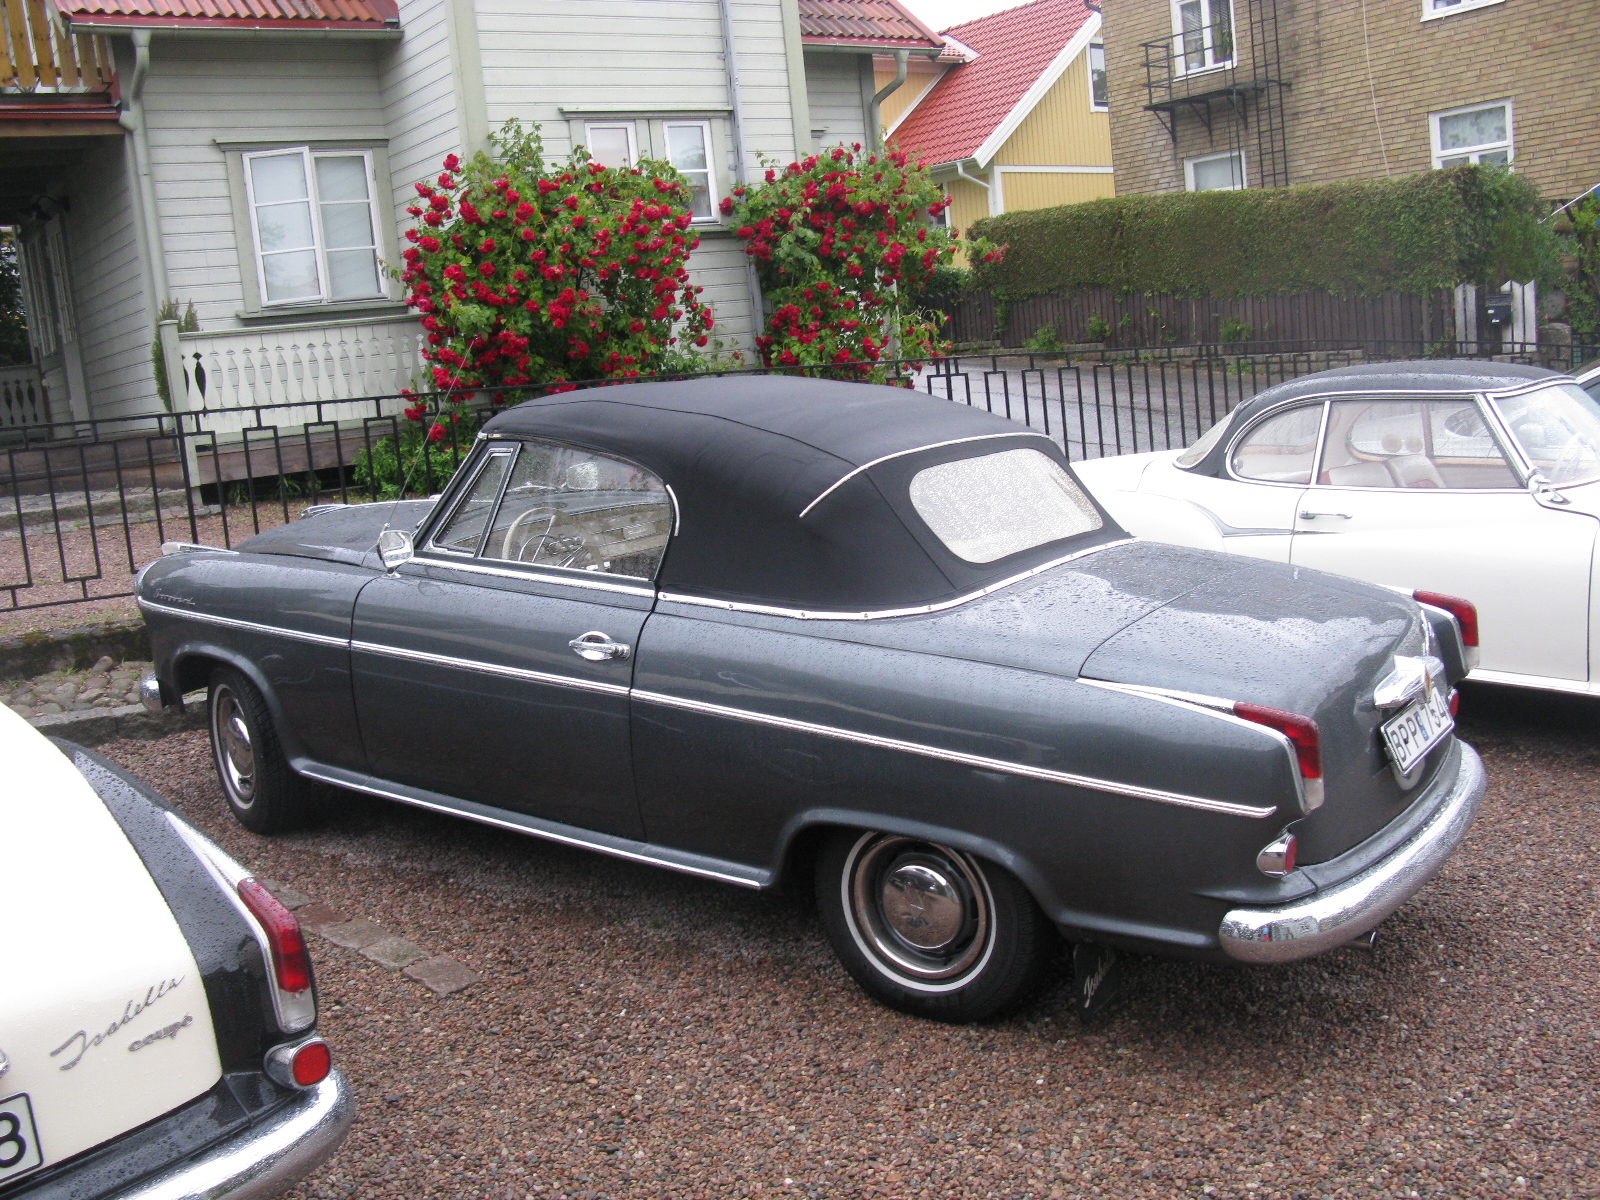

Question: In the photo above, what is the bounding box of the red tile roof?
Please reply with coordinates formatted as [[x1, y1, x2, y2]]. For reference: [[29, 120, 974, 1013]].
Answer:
[[798, 0, 943, 51], [55, 0, 399, 31], [889, 0, 1094, 168]]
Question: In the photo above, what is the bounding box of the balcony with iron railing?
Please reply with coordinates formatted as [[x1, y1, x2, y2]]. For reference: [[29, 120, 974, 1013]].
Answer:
[[1, 0, 116, 112], [1140, 18, 1264, 115]]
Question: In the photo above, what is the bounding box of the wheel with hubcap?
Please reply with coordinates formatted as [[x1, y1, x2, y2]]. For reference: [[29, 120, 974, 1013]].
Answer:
[[208, 666, 312, 834], [816, 829, 1056, 1022]]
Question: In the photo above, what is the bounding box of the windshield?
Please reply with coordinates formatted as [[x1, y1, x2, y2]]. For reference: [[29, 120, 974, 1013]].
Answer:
[[1490, 384, 1600, 486], [909, 448, 1102, 563]]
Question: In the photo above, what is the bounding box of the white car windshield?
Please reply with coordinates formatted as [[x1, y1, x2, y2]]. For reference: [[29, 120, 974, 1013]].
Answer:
[[1491, 384, 1600, 486]]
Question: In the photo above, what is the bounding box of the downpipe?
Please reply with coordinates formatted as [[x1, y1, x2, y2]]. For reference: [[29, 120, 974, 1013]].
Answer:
[[716, 0, 765, 338], [867, 49, 908, 154], [116, 28, 170, 313]]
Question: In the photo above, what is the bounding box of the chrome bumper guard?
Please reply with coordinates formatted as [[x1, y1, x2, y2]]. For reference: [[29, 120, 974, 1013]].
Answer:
[[1219, 742, 1485, 963], [113, 1071, 354, 1200]]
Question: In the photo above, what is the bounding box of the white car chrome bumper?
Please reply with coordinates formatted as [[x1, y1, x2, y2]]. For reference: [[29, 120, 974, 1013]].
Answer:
[[112, 1071, 354, 1200], [1219, 743, 1485, 963]]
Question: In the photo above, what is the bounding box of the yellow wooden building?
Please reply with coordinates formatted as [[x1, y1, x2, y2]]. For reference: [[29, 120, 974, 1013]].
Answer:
[[883, 0, 1113, 253]]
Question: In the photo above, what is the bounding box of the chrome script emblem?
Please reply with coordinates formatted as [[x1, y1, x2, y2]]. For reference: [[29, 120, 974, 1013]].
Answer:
[[0, 1046, 8, 1079]]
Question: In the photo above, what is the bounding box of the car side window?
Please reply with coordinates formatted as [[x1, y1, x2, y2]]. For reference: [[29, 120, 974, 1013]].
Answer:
[[480, 441, 673, 579], [430, 449, 514, 554], [1230, 405, 1323, 483], [1319, 399, 1519, 489]]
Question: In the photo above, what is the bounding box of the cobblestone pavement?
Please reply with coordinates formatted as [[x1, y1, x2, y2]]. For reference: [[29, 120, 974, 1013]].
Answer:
[[4, 656, 152, 717], [91, 682, 1599, 1200]]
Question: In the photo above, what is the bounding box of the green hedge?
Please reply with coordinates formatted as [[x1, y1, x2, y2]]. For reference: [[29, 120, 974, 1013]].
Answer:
[[968, 166, 1558, 299]]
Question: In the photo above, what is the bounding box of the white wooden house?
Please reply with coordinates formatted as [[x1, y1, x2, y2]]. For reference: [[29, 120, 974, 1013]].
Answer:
[[0, 0, 943, 427]]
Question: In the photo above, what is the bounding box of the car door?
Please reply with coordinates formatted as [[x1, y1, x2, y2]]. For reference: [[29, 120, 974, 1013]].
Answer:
[[1289, 395, 1598, 683], [350, 439, 673, 838], [1148, 402, 1323, 562]]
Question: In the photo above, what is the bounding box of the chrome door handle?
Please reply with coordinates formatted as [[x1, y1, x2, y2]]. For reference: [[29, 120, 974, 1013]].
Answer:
[[568, 631, 631, 662], [1299, 510, 1352, 520]]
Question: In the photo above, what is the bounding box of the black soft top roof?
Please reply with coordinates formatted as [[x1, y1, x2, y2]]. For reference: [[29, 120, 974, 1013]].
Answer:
[[1183, 359, 1571, 478], [475, 376, 1122, 611]]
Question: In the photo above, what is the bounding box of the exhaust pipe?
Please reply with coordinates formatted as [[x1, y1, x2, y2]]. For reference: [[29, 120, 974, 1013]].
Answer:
[[1344, 928, 1378, 951]]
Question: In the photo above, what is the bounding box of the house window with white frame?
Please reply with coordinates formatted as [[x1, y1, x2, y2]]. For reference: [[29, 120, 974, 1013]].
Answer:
[[1431, 101, 1512, 168], [1172, 0, 1233, 74], [1185, 149, 1244, 191], [584, 122, 637, 170], [1422, 0, 1504, 20], [664, 122, 717, 220], [1088, 42, 1108, 109], [244, 149, 383, 306]]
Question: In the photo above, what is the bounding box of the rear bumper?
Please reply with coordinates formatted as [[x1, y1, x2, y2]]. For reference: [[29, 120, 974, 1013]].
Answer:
[[1218, 741, 1485, 963], [113, 1071, 353, 1200]]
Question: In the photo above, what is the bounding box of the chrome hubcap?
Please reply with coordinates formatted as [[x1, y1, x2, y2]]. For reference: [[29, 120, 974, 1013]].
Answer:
[[845, 834, 994, 989], [213, 687, 257, 806]]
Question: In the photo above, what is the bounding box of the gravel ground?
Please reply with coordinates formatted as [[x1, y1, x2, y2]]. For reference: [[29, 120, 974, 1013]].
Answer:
[[92, 681, 1598, 1200]]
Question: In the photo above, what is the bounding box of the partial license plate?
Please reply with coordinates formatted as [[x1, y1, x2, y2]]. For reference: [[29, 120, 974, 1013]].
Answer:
[[1381, 687, 1454, 775], [0, 1093, 44, 1184]]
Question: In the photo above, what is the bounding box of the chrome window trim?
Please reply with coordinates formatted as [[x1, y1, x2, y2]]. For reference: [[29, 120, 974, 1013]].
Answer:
[[797, 432, 1056, 519], [631, 688, 1277, 818], [137, 599, 351, 649], [657, 539, 1134, 621], [409, 553, 658, 596], [422, 442, 519, 558], [350, 639, 632, 696], [1222, 398, 1329, 490]]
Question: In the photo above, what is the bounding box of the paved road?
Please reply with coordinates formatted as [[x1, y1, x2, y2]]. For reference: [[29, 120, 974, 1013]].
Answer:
[[99, 682, 1599, 1200]]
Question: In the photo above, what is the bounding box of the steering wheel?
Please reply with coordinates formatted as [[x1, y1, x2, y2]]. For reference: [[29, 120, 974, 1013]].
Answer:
[[500, 507, 557, 562]]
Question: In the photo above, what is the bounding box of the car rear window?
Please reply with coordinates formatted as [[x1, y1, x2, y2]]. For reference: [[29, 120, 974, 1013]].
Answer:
[[908, 448, 1102, 564]]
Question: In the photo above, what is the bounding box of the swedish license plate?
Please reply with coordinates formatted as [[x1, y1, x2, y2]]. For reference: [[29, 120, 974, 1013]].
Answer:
[[1381, 687, 1454, 775], [0, 1093, 44, 1184]]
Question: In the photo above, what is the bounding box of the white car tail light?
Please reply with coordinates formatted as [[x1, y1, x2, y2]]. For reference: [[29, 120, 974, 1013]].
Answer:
[[265, 1037, 333, 1089], [166, 814, 316, 1033], [1234, 702, 1323, 810]]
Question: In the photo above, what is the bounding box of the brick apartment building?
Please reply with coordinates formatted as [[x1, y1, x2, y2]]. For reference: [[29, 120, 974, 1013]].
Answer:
[[1100, 0, 1598, 207]]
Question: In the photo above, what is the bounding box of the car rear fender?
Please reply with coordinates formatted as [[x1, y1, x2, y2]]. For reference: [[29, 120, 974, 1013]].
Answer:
[[1087, 490, 1226, 553]]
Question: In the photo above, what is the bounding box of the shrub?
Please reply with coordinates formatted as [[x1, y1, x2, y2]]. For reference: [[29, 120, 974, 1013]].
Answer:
[[1024, 325, 1064, 354], [1217, 315, 1254, 343], [723, 146, 997, 376], [399, 120, 716, 397], [970, 166, 1560, 300], [1083, 314, 1111, 342]]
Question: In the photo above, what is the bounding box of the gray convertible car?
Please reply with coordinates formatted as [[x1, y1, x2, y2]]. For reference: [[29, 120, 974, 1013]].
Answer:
[[138, 377, 1485, 1021]]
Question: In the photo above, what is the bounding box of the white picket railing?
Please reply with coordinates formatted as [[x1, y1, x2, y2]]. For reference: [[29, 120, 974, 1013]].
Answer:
[[177, 314, 425, 426], [0, 363, 50, 430]]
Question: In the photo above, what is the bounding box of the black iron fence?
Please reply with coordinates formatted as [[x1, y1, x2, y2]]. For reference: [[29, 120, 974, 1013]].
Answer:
[[2, 340, 1595, 615]]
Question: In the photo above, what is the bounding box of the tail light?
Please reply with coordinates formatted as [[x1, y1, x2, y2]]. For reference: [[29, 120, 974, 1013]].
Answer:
[[238, 878, 312, 995], [1234, 702, 1323, 810], [1449, 688, 1460, 717], [1414, 590, 1479, 648], [265, 1037, 333, 1089], [1256, 831, 1298, 877], [165, 814, 316, 1034]]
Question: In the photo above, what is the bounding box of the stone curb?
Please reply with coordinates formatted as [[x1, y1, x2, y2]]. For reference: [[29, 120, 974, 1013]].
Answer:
[[264, 880, 481, 997], [29, 700, 207, 747], [1, 620, 150, 681]]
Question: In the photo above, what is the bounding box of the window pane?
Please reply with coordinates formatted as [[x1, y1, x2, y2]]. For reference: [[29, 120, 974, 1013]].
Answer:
[[666, 124, 708, 171], [314, 155, 371, 202], [1089, 43, 1108, 106], [1478, 149, 1509, 165], [325, 248, 381, 299], [321, 201, 375, 249], [255, 201, 316, 253], [484, 442, 672, 578], [1231, 405, 1321, 483], [261, 249, 320, 303], [679, 172, 712, 219], [1438, 106, 1506, 151], [1439, 154, 1471, 168], [431, 452, 513, 555], [586, 126, 634, 169], [1191, 153, 1242, 191], [1492, 385, 1600, 487], [249, 153, 309, 204], [909, 449, 1102, 564], [1175, 414, 1231, 468], [1320, 399, 1518, 489]]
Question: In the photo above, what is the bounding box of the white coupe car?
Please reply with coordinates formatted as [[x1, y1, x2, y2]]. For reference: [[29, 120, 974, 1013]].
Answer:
[[1075, 360, 1600, 696], [0, 706, 352, 1197]]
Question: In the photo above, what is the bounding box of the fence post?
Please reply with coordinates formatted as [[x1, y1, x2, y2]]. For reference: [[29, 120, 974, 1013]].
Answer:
[[158, 318, 206, 510]]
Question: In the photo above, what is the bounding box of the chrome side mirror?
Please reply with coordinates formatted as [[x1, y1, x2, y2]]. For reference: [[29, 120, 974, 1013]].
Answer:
[[377, 528, 415, 574]]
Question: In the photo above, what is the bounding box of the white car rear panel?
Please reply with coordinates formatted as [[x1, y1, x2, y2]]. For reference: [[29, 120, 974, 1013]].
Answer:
[[0, 707, 222, 1176]]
